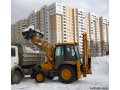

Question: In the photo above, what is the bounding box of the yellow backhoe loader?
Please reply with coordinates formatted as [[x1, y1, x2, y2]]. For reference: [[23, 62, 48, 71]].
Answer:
[[22, 26, 92, 84]]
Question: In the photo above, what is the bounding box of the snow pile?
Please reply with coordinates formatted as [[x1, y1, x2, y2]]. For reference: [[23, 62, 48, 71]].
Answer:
[[91, 56, 109, 75], [23, 25, 34, 32], [11, 56, 109, 90], [25, 46, 39, 53]]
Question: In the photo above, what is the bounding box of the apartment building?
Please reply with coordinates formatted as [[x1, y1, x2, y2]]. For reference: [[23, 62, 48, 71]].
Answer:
[[36, 10, 40, 30], [76, 11, 102, 56], [76, 9, 86, 55], [28, 11, 38, 29], [49, 2, 64, 45], [89, 13, 101, 56], [85, 13, 91, 53], [48, 2, 76, 45], [99, 17, 109, 56], [39, 5, 51, 43], [11, 18, 28, 44], [11, 24, 16, 44]]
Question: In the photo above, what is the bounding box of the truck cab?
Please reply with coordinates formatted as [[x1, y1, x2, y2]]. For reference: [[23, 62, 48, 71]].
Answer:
[[11, 46, 19, 70], [11, 45, 22, 84]]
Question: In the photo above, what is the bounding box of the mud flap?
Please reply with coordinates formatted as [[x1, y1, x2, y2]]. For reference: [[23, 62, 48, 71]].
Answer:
[[77, 60, 82, 79]]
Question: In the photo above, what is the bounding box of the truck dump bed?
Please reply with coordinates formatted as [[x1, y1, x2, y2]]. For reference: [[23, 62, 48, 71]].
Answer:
[[15, 43, 45, 66]]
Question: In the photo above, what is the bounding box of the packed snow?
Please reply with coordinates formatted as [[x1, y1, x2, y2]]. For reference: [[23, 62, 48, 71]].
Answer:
[[11, 56, 109, 90], [25, 46, 40, 53], [22, 25, 34, 32]]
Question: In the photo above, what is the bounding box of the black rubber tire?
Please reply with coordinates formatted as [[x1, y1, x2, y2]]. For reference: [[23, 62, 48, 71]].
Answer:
[[12, 71, 22, 84], [30, 68, 35, 79], [47, 76, 54, 80], [47, 71, 54, 80], [58, 65, 76, 84], [30, 74, 35, 79], [35, 71, 45, 83]]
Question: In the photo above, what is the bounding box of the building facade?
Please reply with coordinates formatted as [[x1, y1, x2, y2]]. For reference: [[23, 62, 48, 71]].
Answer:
[[88, 13, 101, 56], [40, 5, 51, 43], [99, 17, 109, 56], [11, 19, 28, 44], [48, 2, 76, 45], [76, 9, 86, 55], [11, 24, 16, 44], [28, 11, 38, 29]]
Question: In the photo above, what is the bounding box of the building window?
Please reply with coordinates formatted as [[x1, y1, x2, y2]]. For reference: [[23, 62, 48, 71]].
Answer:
[[64, 24, 66, 26], [64, 27, 66, 29], [64, 34, 66, 36], [11, 48, 15, 57], [63, 18, 66, 20], [63, 12, 66, 14], [63, 21, 66, 23], [64, 37, 67, 39]]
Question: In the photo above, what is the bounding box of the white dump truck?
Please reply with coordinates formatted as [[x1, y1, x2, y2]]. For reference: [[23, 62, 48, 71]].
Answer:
[[11, 43, 45, 84]]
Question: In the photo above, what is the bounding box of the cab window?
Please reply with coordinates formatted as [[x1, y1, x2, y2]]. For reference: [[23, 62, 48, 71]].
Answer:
[[75, 45, 80, 59], [65, 45, 77, 60], [11, 48, 16, 57], [55, 46, 64, 61]]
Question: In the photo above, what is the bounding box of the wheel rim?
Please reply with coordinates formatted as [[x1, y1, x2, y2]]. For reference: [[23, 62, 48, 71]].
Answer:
[[61, 69, 72, 80], [13, 74, 19, 82], [36, 74, 43, 81]]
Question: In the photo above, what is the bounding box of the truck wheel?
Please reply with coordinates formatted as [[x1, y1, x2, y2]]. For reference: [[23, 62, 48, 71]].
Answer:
[[58, 65, 76, 84], [35, 71, 45, 83], [12, 71, 22, 84]]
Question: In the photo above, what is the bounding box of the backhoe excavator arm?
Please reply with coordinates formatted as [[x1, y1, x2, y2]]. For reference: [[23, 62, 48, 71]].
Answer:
[[22, 26, 54, 63], [83, 33, 92, 76]]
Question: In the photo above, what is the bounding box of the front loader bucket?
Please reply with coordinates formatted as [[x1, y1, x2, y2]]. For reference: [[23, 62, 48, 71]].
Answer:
[[22, 26, 44, 40], [22, 28, 36, 39]]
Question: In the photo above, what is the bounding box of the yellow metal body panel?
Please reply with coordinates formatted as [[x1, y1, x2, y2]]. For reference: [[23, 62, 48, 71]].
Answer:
[[87, 69, 92, 74], [41, 62, 53, 71], [77, 60, 82, 79], [31, 37, 53, 62], [54, 61, 77, 69], [83, 33, 88, 76]]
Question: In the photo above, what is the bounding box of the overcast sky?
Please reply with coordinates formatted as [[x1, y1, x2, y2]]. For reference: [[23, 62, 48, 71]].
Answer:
[[11, 0, 109, 23]]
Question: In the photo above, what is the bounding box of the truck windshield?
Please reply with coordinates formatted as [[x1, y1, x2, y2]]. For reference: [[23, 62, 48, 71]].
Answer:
[[11, 48, 15, 57]]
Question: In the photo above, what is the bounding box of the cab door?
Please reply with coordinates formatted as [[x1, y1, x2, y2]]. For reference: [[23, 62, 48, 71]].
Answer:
[[11, 46, 19, 69], [65, 45, 77, 61], [54, 45, 65, 68]]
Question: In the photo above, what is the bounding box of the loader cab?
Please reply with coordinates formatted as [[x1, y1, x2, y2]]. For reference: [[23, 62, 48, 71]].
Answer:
[[54, 43, 80, 65]]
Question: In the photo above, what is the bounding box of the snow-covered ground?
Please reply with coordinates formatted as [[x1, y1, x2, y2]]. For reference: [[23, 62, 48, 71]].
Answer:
[[11, 56, 109, 90]]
